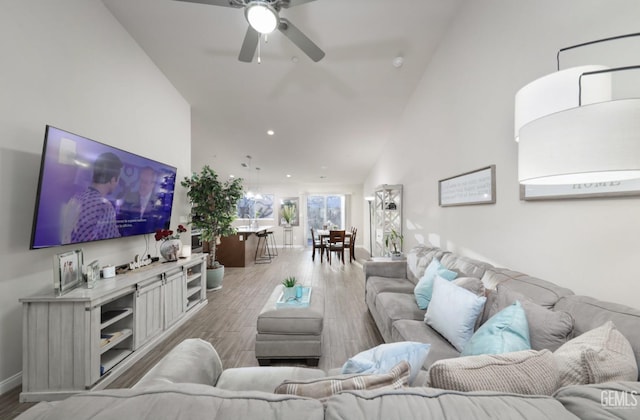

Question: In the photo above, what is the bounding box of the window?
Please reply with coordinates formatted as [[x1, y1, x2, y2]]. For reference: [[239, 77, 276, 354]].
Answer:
[[306, 194, 346, 245]]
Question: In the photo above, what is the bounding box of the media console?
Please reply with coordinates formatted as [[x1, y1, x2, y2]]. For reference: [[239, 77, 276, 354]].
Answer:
[[19, 254, 207, 402]]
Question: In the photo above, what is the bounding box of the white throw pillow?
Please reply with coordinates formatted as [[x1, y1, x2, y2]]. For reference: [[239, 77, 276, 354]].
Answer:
[[341, 341, 430, 384], [425, 276, 487, 352]]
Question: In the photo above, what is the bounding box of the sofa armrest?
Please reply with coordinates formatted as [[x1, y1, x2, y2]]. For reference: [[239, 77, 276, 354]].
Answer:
[[363, 260, 407, 281], [133, 338, 223, 389]]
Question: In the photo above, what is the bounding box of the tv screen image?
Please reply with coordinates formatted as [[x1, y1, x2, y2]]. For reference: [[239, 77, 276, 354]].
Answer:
[[30, 125, 177, 249]]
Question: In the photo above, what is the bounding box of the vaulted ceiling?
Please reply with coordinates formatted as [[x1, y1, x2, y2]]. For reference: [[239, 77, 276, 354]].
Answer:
[[103, 0, 464, 185]]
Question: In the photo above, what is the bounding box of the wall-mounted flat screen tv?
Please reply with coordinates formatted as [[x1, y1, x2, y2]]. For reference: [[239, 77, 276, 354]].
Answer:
[[30, 125, 177, 249]]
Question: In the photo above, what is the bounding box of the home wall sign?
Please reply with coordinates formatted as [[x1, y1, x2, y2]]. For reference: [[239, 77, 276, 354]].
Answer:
[[439, 165, 496, 207], [520, 178, 640, 200]]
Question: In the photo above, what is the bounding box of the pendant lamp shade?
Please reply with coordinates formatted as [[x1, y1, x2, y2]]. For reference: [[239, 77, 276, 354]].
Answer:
[[518, 99, 640, 185], [514, 65, 611, 142]]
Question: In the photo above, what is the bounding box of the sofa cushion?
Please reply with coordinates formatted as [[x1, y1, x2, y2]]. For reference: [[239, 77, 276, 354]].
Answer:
[[462, 301, 531, 356], [374, 292, 426, 340], [414, 259, 458, 309], [325, 387, 577, 420], [406, 245, 447, 284], [429, 349, 559, 395], [554, 381, 640, 420], [554, 295, 640, 377], [489, 286, 574, 352], [425, 277, 487, 352], [492, 272, 574, 309], [19, 384, 325, 420], [274, 360, 409, 400], [341, 342, 430, 384], [554, 321, 638, 387], [440, 253, 492, 279], [391, 320, 461, 369], [365, 276, 414, 311], [217, 366, 327, 393]]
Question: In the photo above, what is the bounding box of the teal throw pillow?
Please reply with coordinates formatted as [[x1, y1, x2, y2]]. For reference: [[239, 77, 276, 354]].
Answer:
[[341, 341, 431, 384], [461, 301, 531, 357], [425, 276, 487, 352], [414, 259, 458, 309]]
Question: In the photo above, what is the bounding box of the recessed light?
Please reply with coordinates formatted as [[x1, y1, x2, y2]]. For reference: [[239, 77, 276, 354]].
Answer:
[[229, 174, 235, 178], [392, 56, 404, 68], [267, 130, 275, 136], [286, 174, 292, 178]]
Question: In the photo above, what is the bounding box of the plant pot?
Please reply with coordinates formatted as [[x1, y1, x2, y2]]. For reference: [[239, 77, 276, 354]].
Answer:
[[206, 265, 224, 291], [283, 286, 297, 301], [160, 239, 181, 261], [391, 252, 404, 261]]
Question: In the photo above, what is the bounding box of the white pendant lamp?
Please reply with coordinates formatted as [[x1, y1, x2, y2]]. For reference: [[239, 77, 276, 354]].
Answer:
[[515, 33, 640, 185], [518, 99, 640, 185]]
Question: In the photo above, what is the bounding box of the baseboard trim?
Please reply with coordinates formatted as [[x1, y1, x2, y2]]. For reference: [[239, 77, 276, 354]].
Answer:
[[0, 371, 21, 395]]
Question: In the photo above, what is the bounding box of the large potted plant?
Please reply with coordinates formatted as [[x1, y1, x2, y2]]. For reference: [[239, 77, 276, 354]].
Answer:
[[181, 165, 244, 290]]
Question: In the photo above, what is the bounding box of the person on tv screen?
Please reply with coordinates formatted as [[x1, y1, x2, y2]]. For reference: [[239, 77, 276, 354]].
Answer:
[[121, 166, 160, 219], [61, 152, 123, 244]]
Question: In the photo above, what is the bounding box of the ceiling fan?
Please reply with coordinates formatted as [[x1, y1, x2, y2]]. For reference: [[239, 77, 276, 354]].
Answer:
[[174, 0, 325, 63]]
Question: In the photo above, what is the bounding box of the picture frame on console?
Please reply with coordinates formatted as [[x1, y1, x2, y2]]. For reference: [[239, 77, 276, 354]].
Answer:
[[54, 249, 83, 295]]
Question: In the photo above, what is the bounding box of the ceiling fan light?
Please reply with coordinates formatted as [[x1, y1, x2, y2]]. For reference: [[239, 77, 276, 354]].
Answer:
[[245, 2, 279, 34]]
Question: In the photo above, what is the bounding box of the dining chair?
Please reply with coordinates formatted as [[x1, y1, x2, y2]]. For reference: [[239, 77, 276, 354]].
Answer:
[[346, 227, 357, 263], [327, 230, 346, 264], [310, 228, 325, 262]]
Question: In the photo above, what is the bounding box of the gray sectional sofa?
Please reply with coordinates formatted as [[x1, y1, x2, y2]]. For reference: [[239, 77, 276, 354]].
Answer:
[[16, 337, 640, 420], [364, 245, 640, 376]]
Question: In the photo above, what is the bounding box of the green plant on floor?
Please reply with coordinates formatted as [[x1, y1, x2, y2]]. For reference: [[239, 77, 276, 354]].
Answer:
[[181, 165, 244, 269], [282, 276, 297, 288]]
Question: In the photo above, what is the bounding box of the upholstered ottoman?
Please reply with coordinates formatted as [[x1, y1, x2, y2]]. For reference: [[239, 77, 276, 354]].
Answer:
[[256, 286, 324, 366]]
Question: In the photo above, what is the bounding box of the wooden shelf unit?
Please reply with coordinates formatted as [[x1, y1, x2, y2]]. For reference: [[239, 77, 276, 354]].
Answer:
[[20, 254, 207, 402]]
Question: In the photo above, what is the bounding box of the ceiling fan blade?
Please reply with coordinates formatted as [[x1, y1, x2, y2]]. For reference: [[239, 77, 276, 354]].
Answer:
[[280, 0, 318, 8], [238, 25, 260, 62], [173, 0, 241, 7], [278, 18, 325, 62]]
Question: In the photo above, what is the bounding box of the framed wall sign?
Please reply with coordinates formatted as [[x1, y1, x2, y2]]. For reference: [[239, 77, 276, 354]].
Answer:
[[520, 178, 640, 201], [439, 165, 496, 207], [54, 249, 83, 295]]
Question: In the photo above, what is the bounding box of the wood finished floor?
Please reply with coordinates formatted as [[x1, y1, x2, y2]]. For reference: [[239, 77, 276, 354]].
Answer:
[[1, 246, 382, 420]]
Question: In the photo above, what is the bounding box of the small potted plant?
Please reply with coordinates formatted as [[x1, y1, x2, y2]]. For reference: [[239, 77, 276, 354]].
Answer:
[[282, 276, 297, 301], [385, 229, 404, 259]]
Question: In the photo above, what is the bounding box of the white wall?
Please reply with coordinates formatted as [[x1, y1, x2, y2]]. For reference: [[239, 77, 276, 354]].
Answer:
[[365, 0, 640, 308], [0, 1, 191, 391]]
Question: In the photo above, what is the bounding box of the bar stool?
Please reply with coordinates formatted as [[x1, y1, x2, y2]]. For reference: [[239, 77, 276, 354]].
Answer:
[[254, 231, 272, 264], [267, 230, 278, 256]]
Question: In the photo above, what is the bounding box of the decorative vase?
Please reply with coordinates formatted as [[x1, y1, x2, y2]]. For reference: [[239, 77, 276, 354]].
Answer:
[[283, 286, 296, 301], [160, 239, 181, 261], [207, 265, 224, 291]]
